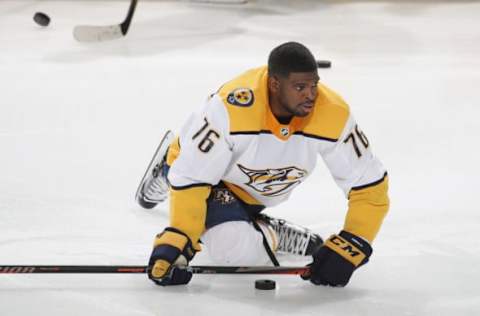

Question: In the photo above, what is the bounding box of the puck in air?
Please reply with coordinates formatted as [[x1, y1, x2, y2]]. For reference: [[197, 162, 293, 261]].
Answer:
[[33, 12, 50, 27], [255, 279, 276, 290], [316, 60, 332, 68]]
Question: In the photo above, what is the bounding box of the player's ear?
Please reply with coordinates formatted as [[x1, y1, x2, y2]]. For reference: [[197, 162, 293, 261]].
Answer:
[[268, 75, 281, 93]]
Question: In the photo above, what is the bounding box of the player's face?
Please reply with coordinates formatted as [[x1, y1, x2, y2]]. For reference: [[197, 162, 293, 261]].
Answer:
[[276, 72, 319, 118]]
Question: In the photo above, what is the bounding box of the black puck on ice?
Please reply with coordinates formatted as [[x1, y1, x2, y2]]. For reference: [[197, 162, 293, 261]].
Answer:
[[33, 12, 50, 27], [255, 279, 276, 290], [316, 60, 332, 68]]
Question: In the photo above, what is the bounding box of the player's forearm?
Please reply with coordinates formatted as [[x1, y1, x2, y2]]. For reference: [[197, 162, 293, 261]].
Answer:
[[169, 185, 211, 250], [343, 174, 390, 243]]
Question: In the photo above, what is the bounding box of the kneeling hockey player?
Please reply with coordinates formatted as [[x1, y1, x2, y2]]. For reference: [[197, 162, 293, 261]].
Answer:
[[136, 42, 390, 287]]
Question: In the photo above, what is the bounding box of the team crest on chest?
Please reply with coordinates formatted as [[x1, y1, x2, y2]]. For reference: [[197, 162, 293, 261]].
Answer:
[[237, 164, 307, 197], [227, 88, 254, 107]]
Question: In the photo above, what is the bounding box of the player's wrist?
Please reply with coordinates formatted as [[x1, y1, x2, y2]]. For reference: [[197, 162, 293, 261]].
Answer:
[[148, 227, 196, 286], [153, 227, 196, 260]]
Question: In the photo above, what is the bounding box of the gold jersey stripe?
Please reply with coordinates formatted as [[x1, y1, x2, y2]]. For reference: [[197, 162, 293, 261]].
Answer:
[[166, 136, 180, 166], [217, 66, 350, 141]]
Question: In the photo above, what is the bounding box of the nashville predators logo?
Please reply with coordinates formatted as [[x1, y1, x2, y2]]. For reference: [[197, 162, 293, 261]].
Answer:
[[227, 88, 254, 107], [213, 188, 236, 205], [237, 164, 307, 197]]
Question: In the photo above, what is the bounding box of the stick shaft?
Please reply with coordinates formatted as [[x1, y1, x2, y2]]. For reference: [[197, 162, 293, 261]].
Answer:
[[0, 265, 309, 275], [0, 265, 146, 274], [120, 0, 138, 35]]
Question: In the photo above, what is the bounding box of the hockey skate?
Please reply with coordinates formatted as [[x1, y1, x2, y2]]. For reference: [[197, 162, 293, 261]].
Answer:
[[135, 131, 174, 209], [256, 213, 323, 256]]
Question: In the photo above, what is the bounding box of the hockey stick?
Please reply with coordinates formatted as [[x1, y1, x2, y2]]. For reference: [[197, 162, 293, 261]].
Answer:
[[190, 0, 248, 4], [73, 0, 138, 42], [0, 265, 309, 275]]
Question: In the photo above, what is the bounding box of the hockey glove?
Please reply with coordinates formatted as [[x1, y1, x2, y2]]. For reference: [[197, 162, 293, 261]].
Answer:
[[147, 227, 196, 286], [303, 230, 372, 287]]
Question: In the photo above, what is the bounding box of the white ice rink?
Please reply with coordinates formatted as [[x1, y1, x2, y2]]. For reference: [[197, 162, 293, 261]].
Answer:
[[1, 0, 480, 315]]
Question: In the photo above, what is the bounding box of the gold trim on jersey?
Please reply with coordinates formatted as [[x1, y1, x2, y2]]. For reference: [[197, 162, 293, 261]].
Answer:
[[264, 99, 308, 141], [218, 67, 268, 133], [217, 66, 350, 142], [166, 136, 180, 166]]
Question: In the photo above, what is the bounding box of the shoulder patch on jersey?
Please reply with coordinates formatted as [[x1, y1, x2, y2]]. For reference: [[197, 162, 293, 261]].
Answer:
[[227, 88, 254, 107]]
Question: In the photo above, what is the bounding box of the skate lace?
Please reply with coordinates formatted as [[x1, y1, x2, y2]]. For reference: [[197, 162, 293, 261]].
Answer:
[[275, 224, 311, 256]]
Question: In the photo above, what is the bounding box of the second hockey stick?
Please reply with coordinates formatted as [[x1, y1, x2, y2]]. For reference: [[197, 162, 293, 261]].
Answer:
[[73, 0, 138, 42]]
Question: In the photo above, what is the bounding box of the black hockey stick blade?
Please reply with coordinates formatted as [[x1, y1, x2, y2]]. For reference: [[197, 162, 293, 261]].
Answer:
[[73, 0, 138, 42], [0, 265, 310, 275]]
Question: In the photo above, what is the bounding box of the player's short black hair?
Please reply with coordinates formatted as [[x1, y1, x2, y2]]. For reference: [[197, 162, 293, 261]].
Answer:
[[268, 42, 317, 78]]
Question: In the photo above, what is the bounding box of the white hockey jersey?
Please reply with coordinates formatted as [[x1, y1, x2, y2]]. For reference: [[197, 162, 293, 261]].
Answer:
[[166, 66, 389, 249]]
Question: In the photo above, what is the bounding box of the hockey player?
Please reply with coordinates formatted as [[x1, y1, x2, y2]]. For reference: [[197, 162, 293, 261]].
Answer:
[[137, 42, 389, 287]]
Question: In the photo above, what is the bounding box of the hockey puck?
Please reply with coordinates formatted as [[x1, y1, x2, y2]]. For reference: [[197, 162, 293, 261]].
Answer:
[[255, 279, 276, 290], [33, 12, 50, 27], [316, 60, 332, 68]]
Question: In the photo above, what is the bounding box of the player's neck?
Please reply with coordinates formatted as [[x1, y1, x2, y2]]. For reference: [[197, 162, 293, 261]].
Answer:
[[269, 97, 293, 125]]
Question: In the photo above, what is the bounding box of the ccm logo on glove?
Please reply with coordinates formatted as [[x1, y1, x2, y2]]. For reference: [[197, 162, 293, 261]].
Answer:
[[324, 235, 366, 267]]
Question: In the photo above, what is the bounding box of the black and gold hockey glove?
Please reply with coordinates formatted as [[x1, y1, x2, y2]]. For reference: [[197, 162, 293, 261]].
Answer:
[[147, 227, 196, 286], [303, 230, 372, 287]]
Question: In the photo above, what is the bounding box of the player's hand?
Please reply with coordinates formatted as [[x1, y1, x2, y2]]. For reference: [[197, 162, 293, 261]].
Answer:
[[303, 230, 372, 287], [147, 227, 196, 286]]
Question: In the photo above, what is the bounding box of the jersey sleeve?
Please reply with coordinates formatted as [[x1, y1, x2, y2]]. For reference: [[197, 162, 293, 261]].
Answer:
[[320, 114, 390, 243], [166, 95, 233, 249], [168, 95, 233, 188]]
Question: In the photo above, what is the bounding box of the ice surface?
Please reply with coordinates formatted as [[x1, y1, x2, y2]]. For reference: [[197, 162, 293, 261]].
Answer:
[[1, 1, 480, 315]]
